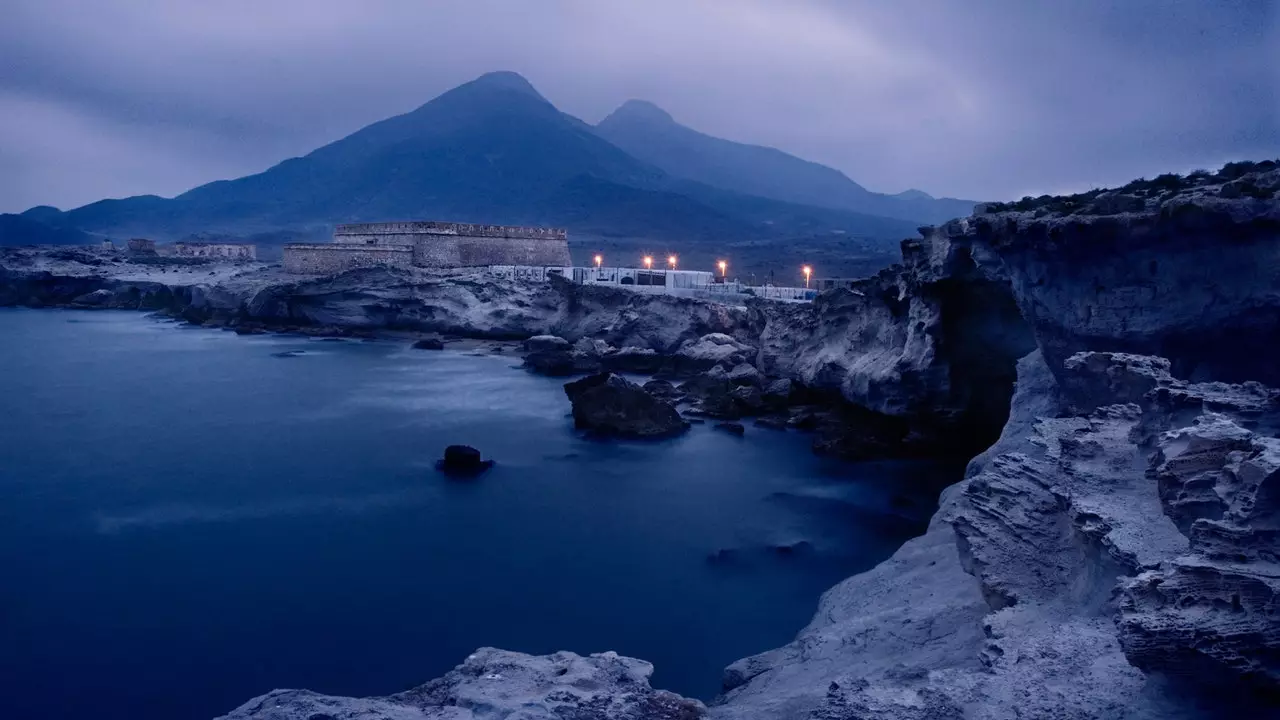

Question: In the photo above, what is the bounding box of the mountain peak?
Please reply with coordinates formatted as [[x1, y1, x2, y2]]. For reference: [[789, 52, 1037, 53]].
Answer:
[[467, 71, 542, 97], [600, 100, 675, 127]]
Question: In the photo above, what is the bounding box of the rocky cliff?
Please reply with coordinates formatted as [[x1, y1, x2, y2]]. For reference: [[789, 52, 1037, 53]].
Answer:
[[3, 160, 1278, 718]]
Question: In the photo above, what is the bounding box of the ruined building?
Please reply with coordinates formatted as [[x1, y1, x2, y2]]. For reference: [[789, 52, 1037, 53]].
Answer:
[[171, 242, 257, 261], [282, 221, 571, 274]]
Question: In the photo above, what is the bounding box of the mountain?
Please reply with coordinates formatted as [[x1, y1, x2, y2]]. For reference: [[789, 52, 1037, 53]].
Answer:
[[24, 72, 917, 245], [594, 99, 978, 224], [0, 213, 98, 246]]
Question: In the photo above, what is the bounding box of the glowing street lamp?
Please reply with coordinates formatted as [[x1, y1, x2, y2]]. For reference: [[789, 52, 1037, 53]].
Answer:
[[643, 256, 653, 269], [717, 260, 727, 278], [668, 254, 678, 270], [594, 254, 603, 268], [802, 265, 812, 288]]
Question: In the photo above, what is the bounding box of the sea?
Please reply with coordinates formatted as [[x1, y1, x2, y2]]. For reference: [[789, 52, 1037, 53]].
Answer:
[[0, 309, 959, 719]]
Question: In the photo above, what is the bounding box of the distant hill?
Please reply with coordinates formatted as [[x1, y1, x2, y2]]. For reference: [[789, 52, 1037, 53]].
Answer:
[[594, 100, 978, 224], [23, 72, 917, 246], [0, 213, 98, 246]]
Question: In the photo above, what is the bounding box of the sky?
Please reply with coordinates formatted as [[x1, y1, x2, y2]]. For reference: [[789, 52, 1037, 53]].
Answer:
[[1, 0, 1276, 213]]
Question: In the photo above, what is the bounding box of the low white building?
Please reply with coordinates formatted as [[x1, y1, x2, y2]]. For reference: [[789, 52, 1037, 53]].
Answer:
[[489, 265, 815, 303]]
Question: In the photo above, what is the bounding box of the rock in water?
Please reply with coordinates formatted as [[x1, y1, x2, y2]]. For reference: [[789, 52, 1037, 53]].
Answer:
[[564, 372, 689, 438], [523, 335, 571, 353], [216, 648, 706, 720], [715, 422, 746, 436], [436, 445, 494, 477], [412, 336, 444, 350]]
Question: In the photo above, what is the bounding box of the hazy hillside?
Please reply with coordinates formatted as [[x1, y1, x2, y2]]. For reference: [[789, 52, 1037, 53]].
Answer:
[[595, 100, 977, 224], [0, 214, 98, 246], [18, 72, 916, 246]]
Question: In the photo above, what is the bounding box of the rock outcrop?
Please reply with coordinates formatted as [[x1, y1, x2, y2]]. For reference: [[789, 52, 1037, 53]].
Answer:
[[564, 372, 690, 439], [7, 161, 1280, 718], [217, 648, 706, 720]]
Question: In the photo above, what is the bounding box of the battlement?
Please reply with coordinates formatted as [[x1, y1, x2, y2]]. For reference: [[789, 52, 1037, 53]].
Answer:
[[335, 221, 567, 241]]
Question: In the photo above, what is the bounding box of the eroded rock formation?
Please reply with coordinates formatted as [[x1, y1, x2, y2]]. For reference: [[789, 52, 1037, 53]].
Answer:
[[5, 161, 1280, 718]]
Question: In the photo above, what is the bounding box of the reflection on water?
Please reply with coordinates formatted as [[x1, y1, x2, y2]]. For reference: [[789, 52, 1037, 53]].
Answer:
[[0, 309, 959, 720]]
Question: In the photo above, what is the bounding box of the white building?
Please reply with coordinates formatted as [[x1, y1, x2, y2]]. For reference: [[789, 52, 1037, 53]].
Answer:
[[489, 265, 816, 303]]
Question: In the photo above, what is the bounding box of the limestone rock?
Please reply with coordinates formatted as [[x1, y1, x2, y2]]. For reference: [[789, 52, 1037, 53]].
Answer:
[[523, 335, 571, 352], [411, 336, 444, 350], [674, 333, 754, 371], [216, 648, 706, 720], [726, 363, 763, 387], [564, 373, 689, 438]]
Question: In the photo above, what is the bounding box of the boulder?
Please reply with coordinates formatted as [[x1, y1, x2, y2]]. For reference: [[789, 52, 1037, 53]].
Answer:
[[523, 350, 601, 377], [602, 346, 665, 373], [754, 416, 788, 431], [673, 333, 755, 372], [763, 378, 794, 407], [714, 422, 746, 436], [412, 336, 445, 350], [523, 335, 571, 353], [726, 363, 763, 387], [572, 337, 614, 357], [642, 379, 680, 400], [72, 288, 114, 306], [729, 385, 766, 413], [564, 373, 689, 439], [436, 445, 494, 478]]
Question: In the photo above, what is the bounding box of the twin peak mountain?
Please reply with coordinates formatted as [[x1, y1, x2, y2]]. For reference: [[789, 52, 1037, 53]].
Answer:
[[11, 71, 976, 246]]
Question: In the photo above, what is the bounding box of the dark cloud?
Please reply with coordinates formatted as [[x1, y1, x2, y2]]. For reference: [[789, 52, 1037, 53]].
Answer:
[[1, 0, 1275, 212]]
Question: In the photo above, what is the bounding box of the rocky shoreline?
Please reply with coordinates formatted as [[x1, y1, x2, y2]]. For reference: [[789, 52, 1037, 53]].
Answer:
[[4, 160, 1279, 718]]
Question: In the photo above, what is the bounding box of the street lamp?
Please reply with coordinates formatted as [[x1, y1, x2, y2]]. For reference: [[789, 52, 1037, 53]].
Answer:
[[668, 254, 677, 270], [594, 254, 603, 268], [643, 256, 653, 269], [802, 265, 812, 288], [717, 260, 727, 278]]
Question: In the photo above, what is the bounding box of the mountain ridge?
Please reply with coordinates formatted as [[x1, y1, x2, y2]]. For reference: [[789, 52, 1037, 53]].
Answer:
[[14, 71, 932, 246], [594, 98, 978, 224]]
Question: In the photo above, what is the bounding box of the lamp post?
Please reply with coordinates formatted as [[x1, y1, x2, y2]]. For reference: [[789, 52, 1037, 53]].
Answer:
[[643, 256, 653, 270], [594, 254, 602, 268], [668, 254, 677, 270], [802, 265, 812, 289], [717, 260, 727, 279]]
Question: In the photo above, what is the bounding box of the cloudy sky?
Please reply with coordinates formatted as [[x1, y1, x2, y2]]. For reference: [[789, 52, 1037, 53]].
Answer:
[[1, 0, 1276, 213]]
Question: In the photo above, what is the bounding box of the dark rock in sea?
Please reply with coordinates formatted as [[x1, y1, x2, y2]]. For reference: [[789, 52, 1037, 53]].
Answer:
[[787, 406, 822, 431], [772, 540, 813, 556], [642, 379, 680, 399], [706, 548, 739, 564], [729, 385, 766, 412], [412, 336, 445, 350], [754, 416, 788, 431], [436, 445, 494, 478], [714, 422, 745, 437], [524, 349, 600, 377], [234, 325, 266, 336], [271, 350, 305, 358], [564, 372, 689, 439]]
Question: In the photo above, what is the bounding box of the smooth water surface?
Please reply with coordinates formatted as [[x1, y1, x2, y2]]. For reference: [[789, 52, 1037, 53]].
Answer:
[[0, 309, 958, 719]]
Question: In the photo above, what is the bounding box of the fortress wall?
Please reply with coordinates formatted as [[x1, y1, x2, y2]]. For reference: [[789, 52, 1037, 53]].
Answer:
[[335, 221, 567, 241], [455, 235, 571, 267], [282, 244, 412, 274], [323, 221, 570, 270]]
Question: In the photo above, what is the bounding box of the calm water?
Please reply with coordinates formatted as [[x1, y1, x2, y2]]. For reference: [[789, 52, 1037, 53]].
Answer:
[[0, 309, 958, 720]]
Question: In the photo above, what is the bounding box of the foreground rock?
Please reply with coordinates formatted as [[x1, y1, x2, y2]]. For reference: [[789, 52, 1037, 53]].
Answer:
[[436, 445, 494, 477], [217, 648, 706, 719], [564, 373, 690, 439]]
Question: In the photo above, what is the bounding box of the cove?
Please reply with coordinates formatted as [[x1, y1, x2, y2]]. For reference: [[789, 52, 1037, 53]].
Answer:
[[0, 309, 959, 720]]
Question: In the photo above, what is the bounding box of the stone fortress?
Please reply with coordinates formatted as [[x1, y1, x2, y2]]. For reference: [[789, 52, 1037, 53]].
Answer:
[[283, 221, 571, 274]]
